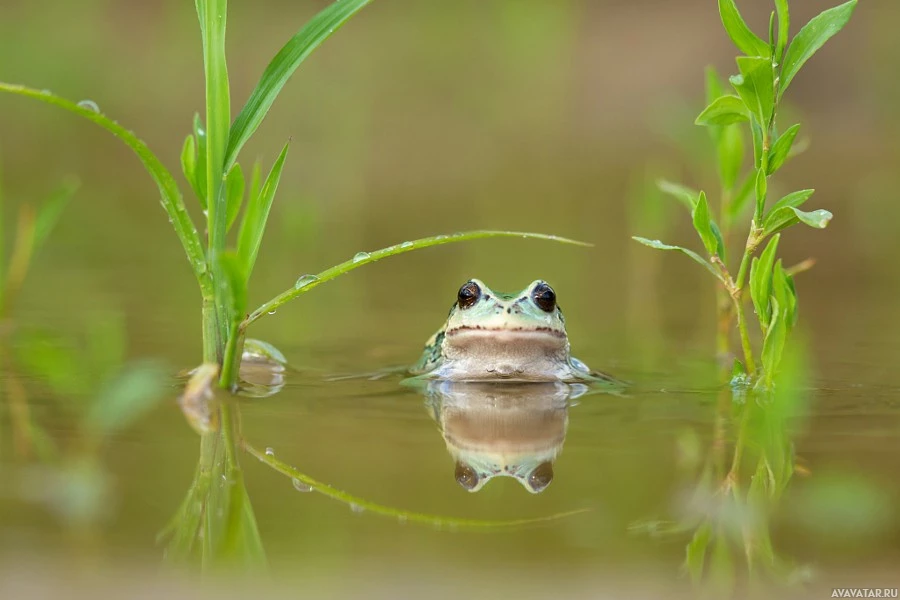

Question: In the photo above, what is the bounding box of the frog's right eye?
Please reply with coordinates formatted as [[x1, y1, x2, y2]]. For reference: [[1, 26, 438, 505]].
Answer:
[[457, 281, 481, 310], [455, 462, 480, 491]]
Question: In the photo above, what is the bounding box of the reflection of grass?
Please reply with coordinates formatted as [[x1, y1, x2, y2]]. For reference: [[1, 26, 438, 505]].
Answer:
[[242, 439, 589, 531]]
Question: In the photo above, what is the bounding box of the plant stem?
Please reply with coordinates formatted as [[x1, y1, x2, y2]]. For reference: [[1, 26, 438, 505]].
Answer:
[[219, 322, 244, 390], [201, 297, 219, 363], [733, 295, 757, 377]]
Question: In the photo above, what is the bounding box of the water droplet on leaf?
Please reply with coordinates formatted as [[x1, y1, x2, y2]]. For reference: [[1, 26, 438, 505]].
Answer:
[[77, 99, 100, 113], [267, 310, 277, 315], [294, 274, 318, 289], [352, 251, 370, 263], [350, 503, 364, 514], [292, 478, 312, 493], [400, 241, 413, 249], [265, 447, 275, 456]]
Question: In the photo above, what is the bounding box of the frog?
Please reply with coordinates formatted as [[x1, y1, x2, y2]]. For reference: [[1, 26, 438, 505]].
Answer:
[[409, 279, 618, 384]]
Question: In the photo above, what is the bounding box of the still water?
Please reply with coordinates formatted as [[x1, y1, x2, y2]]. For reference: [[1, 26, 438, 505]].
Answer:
[[2, 0, 899, 597]]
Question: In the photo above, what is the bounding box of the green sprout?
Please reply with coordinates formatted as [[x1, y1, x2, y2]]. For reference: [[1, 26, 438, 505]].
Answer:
[[0, 0, 585, 391], [633, 0, 856, 389]]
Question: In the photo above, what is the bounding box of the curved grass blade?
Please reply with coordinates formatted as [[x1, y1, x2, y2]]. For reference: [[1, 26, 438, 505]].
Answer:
[[244, 231, 591, 327], [0, 84, 209, 288], [225, 0, 372, 170], [244, 441, 587, 530], [631, 237, 725, 283]]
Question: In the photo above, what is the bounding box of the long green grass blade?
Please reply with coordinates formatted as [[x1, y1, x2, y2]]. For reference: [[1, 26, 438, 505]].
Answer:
[[244, 231, 590, 327], [236, 142, 290, 280], [224, 0, 372, 170], [0, 84, 209, 289], [244, 441, 587, 530], [196, 0, 231, 257], [0, 163, 6, 310]]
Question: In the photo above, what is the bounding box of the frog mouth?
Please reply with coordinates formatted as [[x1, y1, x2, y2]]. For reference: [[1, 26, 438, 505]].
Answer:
[[446, 325, 566, 339]]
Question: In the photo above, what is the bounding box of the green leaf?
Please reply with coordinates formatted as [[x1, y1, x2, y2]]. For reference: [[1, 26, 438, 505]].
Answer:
[[0, 84, 209, 288], [769, 188, 815, 213], [750, 117, 764, 169], [237, 142, 290, 280], [83, 361, 168, 438], [763, 206, 831, 237], [717, 0, 771, 57], [225, 0, 372, 171], [726, 172, 756, 223], [632, 237, 725, 283], [684, 521, 712, 583], [180, 134, 200, 201], [33, 179, 78, 252], [192, 114, 209, 207], [696, 95, 751, 127], [247, 232, 594, 327], [656, 180, 699, 211], [771, 260, 797, 332], [731, 56, 775, 128], [225, 163, 245, 233], [774, 0, 790, 63], [767, 124, 801, 175], [780, 0, 858, 98], [762, 297, 787, 385], [692, 192, 719, 257], [717, 124, 744, 191], [197, 0, 232, 309], [750, 234, 780, 327], [218, 251, 248, 321], [705, 66, 726, 106], [754, 167, 768, 222]]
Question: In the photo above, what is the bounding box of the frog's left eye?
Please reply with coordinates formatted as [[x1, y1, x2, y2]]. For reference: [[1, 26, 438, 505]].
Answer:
[[455, 462, 480, 491], [527, 461, 554, 493], [457, 280, 481, 310], [532, 282, 556, 312]]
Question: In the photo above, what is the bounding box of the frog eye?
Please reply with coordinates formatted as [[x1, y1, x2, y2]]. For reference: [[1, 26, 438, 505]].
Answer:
[[457, 280, 481, 310], [531, 282, 556, 312], [527, 461, 554, 493], [455, 462, 480, 491]]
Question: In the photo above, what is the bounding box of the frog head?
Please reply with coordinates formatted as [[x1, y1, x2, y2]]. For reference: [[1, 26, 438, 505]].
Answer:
[[414, 279, 572, 381]]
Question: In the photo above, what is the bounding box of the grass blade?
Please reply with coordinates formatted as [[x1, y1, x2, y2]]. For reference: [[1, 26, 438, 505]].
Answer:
[[225, 163, 245, 232], [237, 142, 290, 281], [245, 231, 590, 327], [0, 84, 209, 290], [196, 0, 231, 257], [225, 0, 372, 170]]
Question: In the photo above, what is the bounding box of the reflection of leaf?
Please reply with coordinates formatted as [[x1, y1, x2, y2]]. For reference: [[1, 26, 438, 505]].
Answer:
[[243, 441, 588, 530], [684, 521, 712, 583]]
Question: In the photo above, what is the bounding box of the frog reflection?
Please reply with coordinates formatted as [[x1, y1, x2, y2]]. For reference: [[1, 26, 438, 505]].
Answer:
[[422, 381, 584, 493]]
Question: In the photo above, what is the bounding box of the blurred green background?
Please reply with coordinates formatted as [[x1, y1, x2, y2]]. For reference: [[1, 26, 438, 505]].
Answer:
[[1, 0, 899, 597]]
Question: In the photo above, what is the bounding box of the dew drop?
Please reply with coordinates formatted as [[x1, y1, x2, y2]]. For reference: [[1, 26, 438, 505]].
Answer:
[[77, 99, 100, 113], [294, 274, 319, 289], [291, 478, 312, 493], [400, 241, 413, 249], [352, 251, 370, 263], [350, 503, 364, 514], [267, 310, 277, 315], [265, 447, 275, 456]]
